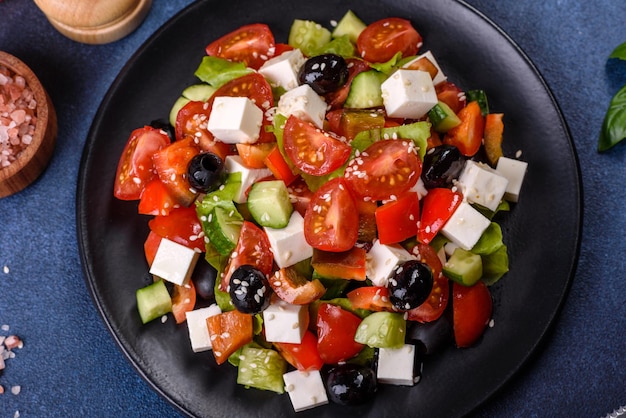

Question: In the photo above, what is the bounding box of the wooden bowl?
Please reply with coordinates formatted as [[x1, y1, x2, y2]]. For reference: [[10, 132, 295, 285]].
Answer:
[[0, 51, 57, 198]]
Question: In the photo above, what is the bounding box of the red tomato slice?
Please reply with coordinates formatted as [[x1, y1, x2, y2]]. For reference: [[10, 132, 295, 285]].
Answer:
[[326, 58, 371, 109], [138, 179, 178, 216], [152, 136, 201, 207], [206, 310, 254, 365], [219, 221, 274, 291], [113, 126, 170, 200], [406, 243, 449, 323], [436, 81, 466, 114], [268, 267, 326, 305], [311, 247, 367, 281], [316, 303, 365, 364], [304, 177, 359, 252], [347, 286, 394, 312], [143, 230, 162, 267], [264, 146, 298, 186], [417, 188, 463, 244], [210, 72, 274, 110], [205, 23, 275, 70], [148, 206, 205, 252], [283, 116, 352, 176], [274, 330, 324, 371], [443, 100, 485, 157], [375, 191, 420, 244], [345, 139, 421, 201], [357, 17, 422, 63], [171, 281, 197, 324], [452, 281, 493, 347]]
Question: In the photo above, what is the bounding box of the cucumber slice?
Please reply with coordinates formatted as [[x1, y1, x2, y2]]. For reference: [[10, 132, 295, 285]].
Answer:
[[344, 70, 387, 109], [288, 19, 332, 57], [169, 96, 190, 127], [136, 280, 172, 324], [428, 101, 462, 133], [443, 247, 483, 286], [237, 346, 287, 393], [247, 180, 293, 228], [182, 83, 216, 102], [205, 204, 244, 256], [332, 10, 367, 44], [354, 311, 406, 348]]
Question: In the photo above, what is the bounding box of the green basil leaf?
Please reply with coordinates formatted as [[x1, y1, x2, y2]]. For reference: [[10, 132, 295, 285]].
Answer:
[[609, 42, 626, 61], [598, 84, 626, 152]]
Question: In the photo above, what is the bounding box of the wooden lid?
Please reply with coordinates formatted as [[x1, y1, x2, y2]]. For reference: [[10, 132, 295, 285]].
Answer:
[[0, 52, 58, 198], [33, 0, 153, 44]]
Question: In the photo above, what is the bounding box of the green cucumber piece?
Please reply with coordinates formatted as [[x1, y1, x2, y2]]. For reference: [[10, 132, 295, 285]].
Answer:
[[247, 180, 293, 228], [467, 89, 489, 116], [237, 346, 287, 393], [136, 280, 172, 324], [332, 10, 367, 44], [354, 311, 406, 348], [205, 203, 244, 256], [288, 19, 332, 57], [182, 83, 216, 102], [443, 247, 483, 286], [169, 96, 190, 127], [428, 101, 462, 133], [344, 70, 386, 109]]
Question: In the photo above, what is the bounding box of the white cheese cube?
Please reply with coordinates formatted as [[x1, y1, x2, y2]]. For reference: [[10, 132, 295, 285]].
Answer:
[[457, 160, 509, 212], [262, 298, 308, 343], [441, 201, 491, 251], [149, 237, 200, 286], [377, 344, 419, 386], [366, 240, 417, 287], [381, 69, 438, 119], [495, 156, 528, 203], [258, 49, 306, 91], [283, 370, 329, 412], [277, 84, 327, 129], [224, 155, 272, 203], [401, 51, 447, 85], [264, 211, 313, 268], [207, 96, 263, 144], [185, 304, 222, 352]]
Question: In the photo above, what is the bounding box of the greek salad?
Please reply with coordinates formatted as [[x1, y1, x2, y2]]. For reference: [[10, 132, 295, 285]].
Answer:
[[113, 10, 528, 412]]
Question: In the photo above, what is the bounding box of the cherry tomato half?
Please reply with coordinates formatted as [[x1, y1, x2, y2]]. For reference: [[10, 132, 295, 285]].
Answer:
[[316, 303, 364, 364], [205, 23, 275, 70], [357, 17, 422, 63], [452, 281, 493, 347], [406, 243, 449, 323]]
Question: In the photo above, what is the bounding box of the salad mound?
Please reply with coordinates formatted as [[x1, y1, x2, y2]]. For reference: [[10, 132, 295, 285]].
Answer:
[[112, 10, 527, 413]]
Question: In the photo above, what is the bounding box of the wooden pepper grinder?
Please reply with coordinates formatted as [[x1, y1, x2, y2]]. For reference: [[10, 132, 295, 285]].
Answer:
[[33, 0, 152, 44]]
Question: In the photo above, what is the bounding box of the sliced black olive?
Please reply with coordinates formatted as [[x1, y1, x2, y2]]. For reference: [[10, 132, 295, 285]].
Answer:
[[187, 152, 224, 193], [298, 54, 349, 95]]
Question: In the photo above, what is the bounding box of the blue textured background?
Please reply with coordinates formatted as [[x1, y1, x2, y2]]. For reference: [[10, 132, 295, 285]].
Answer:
[[1, 0, 625, 417]]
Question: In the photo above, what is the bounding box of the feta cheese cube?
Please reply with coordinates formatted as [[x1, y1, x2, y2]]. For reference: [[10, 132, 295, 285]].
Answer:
[[263, 298, 309, 343], [149, 237, 200, 286], [185, 304, 222, 352], [366, 240, 417, 287], [283, 370, 329, 412], [264, 211, 313, 268], [377, 344, 419, 386], [277, 84, 327, 129], [457, 160, 509, 212], [207, 96, 263, 144], [258, 49, 306, 91], [401, 51, 447, 85], [224, 155, 272, 203], [441, 201, 491, 251], [495, 156, 528, 203], [381, 69, 438, 119]]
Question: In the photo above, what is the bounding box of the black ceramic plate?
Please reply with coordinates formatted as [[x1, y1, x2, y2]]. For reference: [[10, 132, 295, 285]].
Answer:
[[77, 0, 581, 417]]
